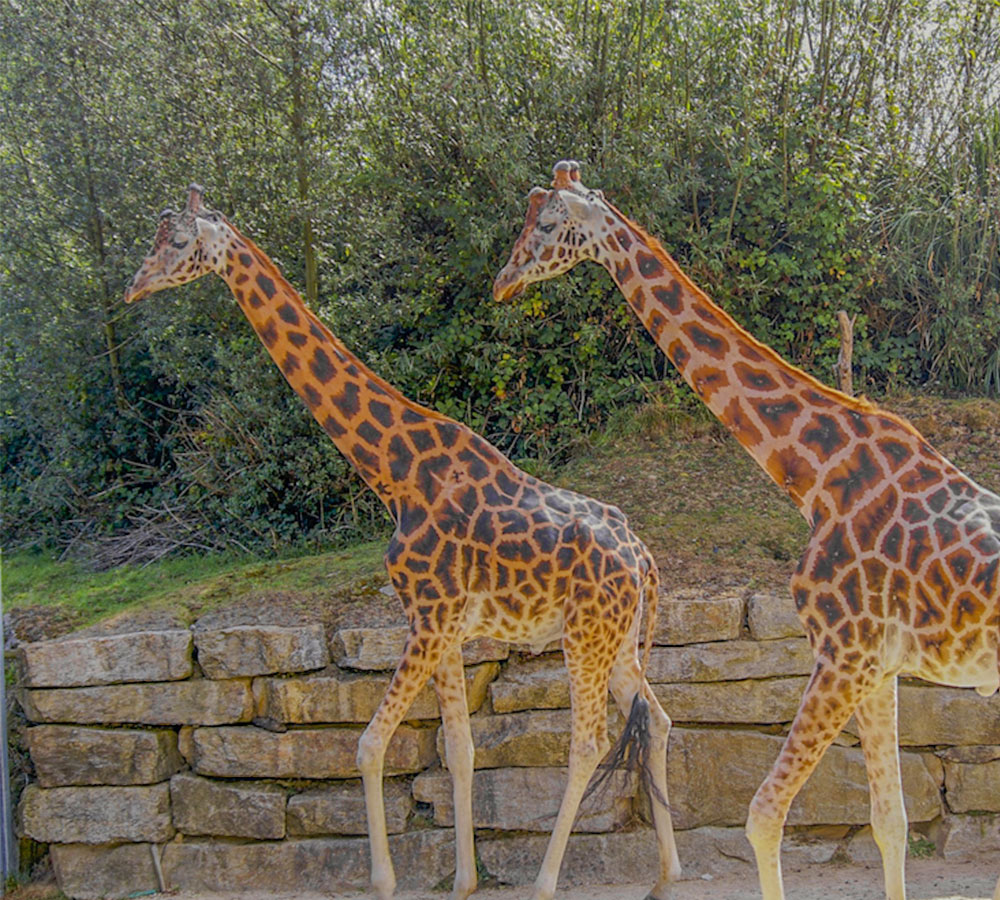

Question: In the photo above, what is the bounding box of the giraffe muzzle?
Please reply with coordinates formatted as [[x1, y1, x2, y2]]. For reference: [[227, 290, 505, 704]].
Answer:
[[124, 270, 154, 304], [492, 267, 525, 302]]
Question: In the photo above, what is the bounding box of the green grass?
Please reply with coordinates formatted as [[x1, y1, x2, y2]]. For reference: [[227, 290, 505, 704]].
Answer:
[[2, 540, 388, 631]]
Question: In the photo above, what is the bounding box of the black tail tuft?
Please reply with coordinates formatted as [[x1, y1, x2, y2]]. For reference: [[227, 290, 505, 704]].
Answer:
[[583, 693, 668, 810]]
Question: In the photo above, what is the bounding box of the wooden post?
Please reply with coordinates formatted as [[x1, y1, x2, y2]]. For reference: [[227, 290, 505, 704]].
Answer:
[[836, 310, 857, 396]]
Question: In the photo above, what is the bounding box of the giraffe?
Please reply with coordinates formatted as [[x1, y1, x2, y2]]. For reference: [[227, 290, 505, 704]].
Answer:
[[494, 161, 1000, 900], [124, 185, 683, 900]]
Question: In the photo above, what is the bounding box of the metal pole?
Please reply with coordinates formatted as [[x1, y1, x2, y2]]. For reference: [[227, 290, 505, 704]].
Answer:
[[0, 558, 19, 891]]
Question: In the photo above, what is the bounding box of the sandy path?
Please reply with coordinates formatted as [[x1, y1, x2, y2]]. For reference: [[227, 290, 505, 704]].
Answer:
[[169, 857, 998, 900]]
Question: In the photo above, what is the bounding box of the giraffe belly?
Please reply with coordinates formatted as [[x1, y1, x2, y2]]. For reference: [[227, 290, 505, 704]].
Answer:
[[459, 592, 565, 653], [905, 640, 999, 696]]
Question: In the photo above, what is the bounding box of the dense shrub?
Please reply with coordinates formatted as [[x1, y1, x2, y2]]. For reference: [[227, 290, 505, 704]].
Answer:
[[1, 0, 997, 560]]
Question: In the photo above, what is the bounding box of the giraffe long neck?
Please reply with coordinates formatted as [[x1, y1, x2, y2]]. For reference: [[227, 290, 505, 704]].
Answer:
[[217, 223, 456, 513], [594, 204, 937, 521]]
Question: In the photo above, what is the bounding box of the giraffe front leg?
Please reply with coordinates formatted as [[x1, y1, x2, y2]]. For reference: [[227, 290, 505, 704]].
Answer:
[[358, 631, 443, 900], [433, 643, 478, 900], [855, 676, 908, 900], [746, 659, 865, 900]]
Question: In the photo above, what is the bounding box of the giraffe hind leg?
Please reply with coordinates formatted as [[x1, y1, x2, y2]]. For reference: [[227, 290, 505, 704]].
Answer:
[[608, 649, 681, 899]]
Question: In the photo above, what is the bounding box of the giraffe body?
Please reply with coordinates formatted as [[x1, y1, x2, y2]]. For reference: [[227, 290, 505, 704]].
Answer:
[[494, 161, 1000, 900], [125, 186, 682, 900]]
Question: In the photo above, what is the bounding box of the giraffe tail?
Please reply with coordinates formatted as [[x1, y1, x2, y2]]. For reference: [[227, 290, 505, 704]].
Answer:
[[583, 557, 667, 809]]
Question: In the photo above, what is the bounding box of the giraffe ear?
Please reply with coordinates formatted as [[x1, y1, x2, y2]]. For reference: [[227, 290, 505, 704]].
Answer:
[[153, 210, 176, 248], [524, 187, 550, 224]]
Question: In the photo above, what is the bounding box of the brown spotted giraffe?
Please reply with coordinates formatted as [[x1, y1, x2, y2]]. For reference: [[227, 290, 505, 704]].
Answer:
[[124, 185, 682, 900], [494, 161, 1000, 900]]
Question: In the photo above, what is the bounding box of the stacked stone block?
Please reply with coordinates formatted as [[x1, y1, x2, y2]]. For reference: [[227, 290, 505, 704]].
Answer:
[[14, 590, 1000, 898]]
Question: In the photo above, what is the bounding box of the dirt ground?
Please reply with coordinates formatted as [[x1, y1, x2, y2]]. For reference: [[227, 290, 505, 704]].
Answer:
[[160, 858, 1000, 900]]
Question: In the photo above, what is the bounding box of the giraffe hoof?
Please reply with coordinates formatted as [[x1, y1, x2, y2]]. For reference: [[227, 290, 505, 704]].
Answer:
[[644, 884, 677, 900]]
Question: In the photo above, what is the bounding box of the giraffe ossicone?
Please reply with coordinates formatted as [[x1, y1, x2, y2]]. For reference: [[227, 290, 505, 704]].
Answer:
[[126, 187, 684, 900], [495, 161, 1000, 900]]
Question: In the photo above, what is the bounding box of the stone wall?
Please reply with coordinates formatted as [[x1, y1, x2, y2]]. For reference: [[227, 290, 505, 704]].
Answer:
[[13, 590, 1000, 899]]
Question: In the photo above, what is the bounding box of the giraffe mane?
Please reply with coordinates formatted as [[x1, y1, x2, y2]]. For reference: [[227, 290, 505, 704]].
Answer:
[[226, 217, 459, 429], [600, 197, 927, 441]]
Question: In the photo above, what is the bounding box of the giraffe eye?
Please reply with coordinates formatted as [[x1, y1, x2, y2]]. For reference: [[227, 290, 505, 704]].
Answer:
[[538, 222, 556, 234]]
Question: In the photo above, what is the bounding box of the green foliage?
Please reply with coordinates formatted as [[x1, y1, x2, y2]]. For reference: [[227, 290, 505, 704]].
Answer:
[[1, 0, 997, 561], [907, 833, 936, 859]]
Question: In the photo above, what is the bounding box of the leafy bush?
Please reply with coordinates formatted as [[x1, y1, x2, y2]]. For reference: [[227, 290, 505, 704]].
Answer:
[[1, 0, 997, 561]]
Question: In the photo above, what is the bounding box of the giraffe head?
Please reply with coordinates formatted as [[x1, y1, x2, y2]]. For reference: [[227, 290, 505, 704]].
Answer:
[[493, 160, 612, 301], [124, 185, 233, 303]]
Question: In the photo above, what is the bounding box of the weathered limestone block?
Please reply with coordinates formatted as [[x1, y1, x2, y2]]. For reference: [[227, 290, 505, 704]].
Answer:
[[939, 813, 1000, 860], [490, 655, 568, 713], [920, 749, 945, 786], [287, 778, 411, 835], [944, 758, 1000, 812], [27, 725, 183, 787], [412, 766, 635, 832], [50, 843, 159, 900], [845, 826, 885, 864], [667, 728, 941, 830], [479, 826, 846, 886], [160, 831, 456, 892], [651, 677, 809, 725], [496, 654, 814, 722], [19, 678, 253, 726], [489, 648, 814, 720], [194, 623, 328, 678], [19, 783, 174, 844], [20, 630, 192, 687], [898, 684, 1000, 745], [255, 661, 498, 724], [439, 709, 620, 770], [177, 725, 195, 762], [673, 826, 751, 879], [332, 625, 508, 670], [653, 593, 744, 645], [673, 825, 842, 877], [646, 638, 813, 683], [479, 830, 659, 887], [192, 724, 437, 778], [939, 745, 1000, 764], [747, 591, 803, 640], [170, 772, 286, 839]]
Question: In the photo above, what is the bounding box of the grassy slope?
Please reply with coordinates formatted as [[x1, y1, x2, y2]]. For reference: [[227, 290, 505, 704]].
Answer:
[[4, 391, 998, 641], [558, 391, 1000, 596], [3, 540, 396, 641]]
